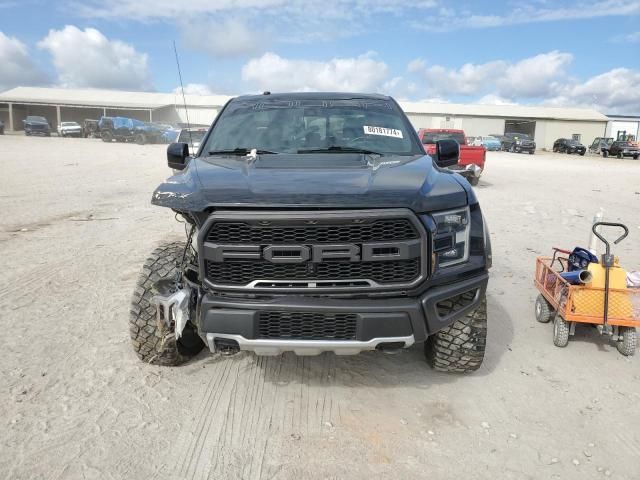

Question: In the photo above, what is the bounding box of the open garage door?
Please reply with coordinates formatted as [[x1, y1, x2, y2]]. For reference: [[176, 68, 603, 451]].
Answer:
[[505, 119, 536, 137]]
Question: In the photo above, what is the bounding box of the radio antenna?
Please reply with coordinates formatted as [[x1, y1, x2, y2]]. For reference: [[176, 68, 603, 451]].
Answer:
[[173, 40, 193, 152]]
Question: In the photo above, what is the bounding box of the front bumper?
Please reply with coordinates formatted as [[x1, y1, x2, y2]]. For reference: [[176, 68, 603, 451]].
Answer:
[[513, 145, 535, 152], [200, 273, 488, 355], [449, 163, 482, 179]]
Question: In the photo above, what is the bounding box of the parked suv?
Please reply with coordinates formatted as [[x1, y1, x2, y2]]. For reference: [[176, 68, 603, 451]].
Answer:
[[99, 116, 165, 144], [129, 92, 492, 374], [589, 137, 613, 155], [23, 116, 51, 136], [605, 141, 639, 159], [553, 138, 586, 155], [499, 132, 535, 154]]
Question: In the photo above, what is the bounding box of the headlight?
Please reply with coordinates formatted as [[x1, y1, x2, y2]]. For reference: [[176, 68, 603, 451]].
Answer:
[[515, 140, 521, 145], [430, 207, 471, 267]]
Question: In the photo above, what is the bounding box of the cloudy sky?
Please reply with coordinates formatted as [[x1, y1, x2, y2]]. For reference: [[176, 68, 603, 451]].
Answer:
[[1, 0, 639, 113]]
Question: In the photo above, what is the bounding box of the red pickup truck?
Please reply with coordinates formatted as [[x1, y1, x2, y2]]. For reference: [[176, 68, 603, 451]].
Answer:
[[417, 128, 486, 185]]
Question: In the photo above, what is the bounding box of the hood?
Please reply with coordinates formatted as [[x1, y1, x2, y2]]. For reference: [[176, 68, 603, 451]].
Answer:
[[152, 153, 471, 213]]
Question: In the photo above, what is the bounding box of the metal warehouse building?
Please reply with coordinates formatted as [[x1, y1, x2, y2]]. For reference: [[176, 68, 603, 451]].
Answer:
[[0, 86, 227, 131], [0, 86, 611, 150], [401, 101, 609, 150]]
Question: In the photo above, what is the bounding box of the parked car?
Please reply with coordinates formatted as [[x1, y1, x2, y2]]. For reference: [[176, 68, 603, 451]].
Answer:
[[57, 121, 83, 137], [588, 137, 614, 155], [604, 140, 639, 159], [0, 120, 4, 135], [473, 136, 501, 151], [417, 128, 486, 185], [83, 119, 100, 138], [499, 132, 535, 154], [130, 91, 491, 374], [23, 116, 51, 136], [99, 116, 165, 144], [552, 138, 586, 155]]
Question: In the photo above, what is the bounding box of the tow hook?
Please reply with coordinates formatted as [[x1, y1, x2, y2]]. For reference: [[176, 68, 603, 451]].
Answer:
[[214, 338, 241, 356], [151, 281, 191, 340]]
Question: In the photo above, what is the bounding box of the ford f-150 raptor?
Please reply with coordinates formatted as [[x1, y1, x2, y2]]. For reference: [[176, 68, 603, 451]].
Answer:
[[130, 92, 492, 373]]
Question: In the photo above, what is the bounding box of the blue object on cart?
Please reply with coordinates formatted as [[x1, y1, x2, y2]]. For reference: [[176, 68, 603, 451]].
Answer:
[[568, 247, 598, 271], [560, 269, 593, 285]]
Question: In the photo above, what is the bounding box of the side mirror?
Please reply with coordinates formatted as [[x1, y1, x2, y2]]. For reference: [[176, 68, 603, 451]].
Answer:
[[434, 139, 459, 168], [167, 142, 190, 170]]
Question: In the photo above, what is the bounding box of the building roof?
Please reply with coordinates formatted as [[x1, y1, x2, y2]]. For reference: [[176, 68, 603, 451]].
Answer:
[[0, 86, 231, 110], [398, 101, 608, 122], [0, 86, 609, 122]]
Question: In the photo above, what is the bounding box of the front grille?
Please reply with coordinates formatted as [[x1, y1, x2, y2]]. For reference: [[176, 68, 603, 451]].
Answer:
[[201, 211, 426, 290], [206, 219, 418, 243], [258, 311, 357, 340], [206, 258, 420, 285]]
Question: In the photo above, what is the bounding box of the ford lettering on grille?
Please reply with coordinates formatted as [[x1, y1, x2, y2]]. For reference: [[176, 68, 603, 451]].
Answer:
[[207, 241, 420, 264]]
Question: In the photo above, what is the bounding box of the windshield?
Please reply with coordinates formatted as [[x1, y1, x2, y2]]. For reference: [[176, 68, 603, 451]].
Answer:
[[203, 98, 422, 156], [178, 130, 206, 143], [507, 133, 530, 139], [483, 136, 499, 142], [27, 116, 47, 122], [567, 139, 580, 145], [422, 132, 465, 144]]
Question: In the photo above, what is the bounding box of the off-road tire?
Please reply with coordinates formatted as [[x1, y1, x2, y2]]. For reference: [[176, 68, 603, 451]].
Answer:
[[617, 151, 623, 159], [616, 327, 636, 356], [553, 315, 569, 347], [602, 150, 608, 158], [129, 241, 204, 365], [469, 176, 480, 186], [425, 296, 487, 373], [101, 131, 112, 142], [535, 294, 553, 323], [135, 133, 146, 145]]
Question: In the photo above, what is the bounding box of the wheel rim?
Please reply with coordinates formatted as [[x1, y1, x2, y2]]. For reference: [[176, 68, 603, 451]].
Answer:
[[536, 301, 541, 318], [553, 319, 559, 337]]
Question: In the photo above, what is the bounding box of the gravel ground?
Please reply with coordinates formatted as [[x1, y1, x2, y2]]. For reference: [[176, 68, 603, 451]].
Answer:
[[1, 134, 639, 480]]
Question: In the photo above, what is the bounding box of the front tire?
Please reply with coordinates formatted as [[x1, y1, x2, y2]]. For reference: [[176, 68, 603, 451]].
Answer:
[[616, 327, 636, 356], [135, 133, 146, 145], [425, 296, 487, 373], [101, 131, 113, 142], [617, 152, 623, 159], [602, 150, 609, 158], [129, 241, 204, 365], [469, 176, 480, 186], [553, 315, 569, 347]]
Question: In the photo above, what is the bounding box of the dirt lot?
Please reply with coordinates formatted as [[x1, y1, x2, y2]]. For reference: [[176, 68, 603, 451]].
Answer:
[[1, 134, 639, 480]]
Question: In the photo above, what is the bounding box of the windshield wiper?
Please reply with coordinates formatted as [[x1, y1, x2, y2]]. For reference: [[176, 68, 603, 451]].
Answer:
[[207, 148, 280, 155], [297, 146, 383, 155]]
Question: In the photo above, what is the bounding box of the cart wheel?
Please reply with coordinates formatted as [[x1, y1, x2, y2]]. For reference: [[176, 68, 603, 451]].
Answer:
[[616, 327, 636, 356], [535, 294, 553, 323], [553, 316, 570, 347]]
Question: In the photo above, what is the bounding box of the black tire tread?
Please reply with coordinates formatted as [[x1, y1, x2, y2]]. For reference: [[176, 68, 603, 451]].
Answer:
[[553, 315, 570, 347], [425, 297, 487, 373], [535, 294, 553, 323], [617, 327, 636, 356], [129, 241, 190, 365]]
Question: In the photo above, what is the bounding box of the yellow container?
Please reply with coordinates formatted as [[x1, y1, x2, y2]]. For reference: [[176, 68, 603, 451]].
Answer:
[[571, 259, 633, 319]]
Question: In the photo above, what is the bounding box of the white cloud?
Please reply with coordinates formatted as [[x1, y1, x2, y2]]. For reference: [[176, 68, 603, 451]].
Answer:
[[173, 83, 216, 96], [0, 31, 48, 91], [241, 52, 389, 92], [476, 94, 517, 105], [182, 18, 266, 57], [408, 51, 572, 100], [414, 0, 640, 31], [547, 68, 640, 114], [611, 31, 640, 43], [38, 25, 152, 90], [498, 51, 572, 98]]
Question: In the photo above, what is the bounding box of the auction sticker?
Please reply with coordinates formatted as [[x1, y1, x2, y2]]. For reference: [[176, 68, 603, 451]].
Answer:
[[363, 126, 403, 139]]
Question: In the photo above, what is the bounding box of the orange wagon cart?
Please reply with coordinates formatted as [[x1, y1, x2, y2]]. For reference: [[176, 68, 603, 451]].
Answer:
[[533, 222, 639, 355]]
